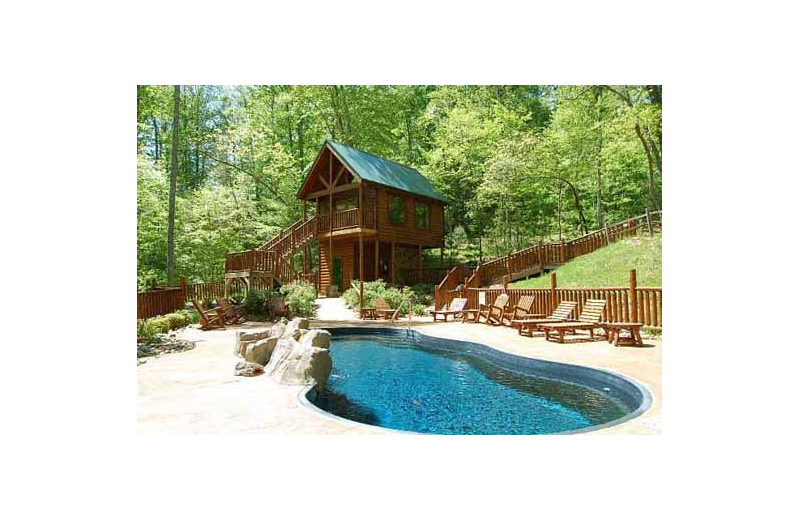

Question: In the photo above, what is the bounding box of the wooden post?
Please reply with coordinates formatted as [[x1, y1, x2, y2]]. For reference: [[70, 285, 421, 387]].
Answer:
[[179, 276, 187, 303], [302, 201, 308, 273], [440, 246, 444, 270], [328, 155, 333, 285], [418, 244, 422, 284], [604, 223, 611, 245], [390, 242, 395, 285], [359, 233, 364, 314], [646, 210, 653, 237], [374, 240, 379, 281], [550, 271, 557, 315], [503, 275, 509, 291], [630, 268, 638, 323], [358, 183, 363, 228]]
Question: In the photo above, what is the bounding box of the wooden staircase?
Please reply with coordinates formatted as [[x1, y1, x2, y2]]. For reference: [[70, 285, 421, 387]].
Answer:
[[225, 215, 319, 291], [435, 211, 661, 308]]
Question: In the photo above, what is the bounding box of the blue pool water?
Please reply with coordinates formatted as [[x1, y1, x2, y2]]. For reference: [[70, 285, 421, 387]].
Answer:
[[309, 329, 637, 435]]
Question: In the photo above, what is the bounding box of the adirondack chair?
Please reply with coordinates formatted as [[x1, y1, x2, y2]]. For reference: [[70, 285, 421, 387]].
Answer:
[[512, 300, 578, 337], [219, 298, 247, 324], [375, 297, 400, 320], [192, 299, 225, 330], [501, 295, 538, 327], [476, 293, 510, 325], [538, 299, 607, 343], [432, 297, 467, 322]]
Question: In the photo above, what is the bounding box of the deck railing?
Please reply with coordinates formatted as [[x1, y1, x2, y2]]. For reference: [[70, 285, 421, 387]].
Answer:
[[460, 269, 662, 329], [467, 211, 661, 287], [137, 287, 184, 319], [225, 249, 276, 272]]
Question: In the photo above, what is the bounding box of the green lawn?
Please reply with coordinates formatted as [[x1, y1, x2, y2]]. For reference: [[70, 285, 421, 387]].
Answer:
[[509, 233, 662, 288]]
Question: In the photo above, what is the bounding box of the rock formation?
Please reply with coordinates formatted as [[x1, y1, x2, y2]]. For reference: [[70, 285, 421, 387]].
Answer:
[[233, 317, 331, 390]]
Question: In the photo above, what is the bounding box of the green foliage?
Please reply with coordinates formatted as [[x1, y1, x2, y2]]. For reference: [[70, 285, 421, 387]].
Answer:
[[244, 289, 275, 317], [343, 280, 427, 315], [279, 281, 317, 318], [510, 233, 662, 288], [137, 310, 198, 343], [138, 85, 661, 282]]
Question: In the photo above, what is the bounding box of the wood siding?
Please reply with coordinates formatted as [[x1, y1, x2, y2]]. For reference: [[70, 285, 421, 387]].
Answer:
[[319, 239, 355, 294], [374, 185, 445, 247]]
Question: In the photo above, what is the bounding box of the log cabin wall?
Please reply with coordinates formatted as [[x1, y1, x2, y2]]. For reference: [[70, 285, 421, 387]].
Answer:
[[374, 184, 445, 247], [319, 239, 355, 293]]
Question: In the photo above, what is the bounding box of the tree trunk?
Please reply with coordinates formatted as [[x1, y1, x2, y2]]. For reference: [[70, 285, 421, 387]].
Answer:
[[167, 85, 180, 286], [151, 115, 159, 161], [594, 86, 604, 229]]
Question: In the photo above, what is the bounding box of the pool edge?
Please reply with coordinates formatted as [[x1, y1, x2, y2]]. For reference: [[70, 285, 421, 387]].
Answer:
[[298, 326, 653, 435]]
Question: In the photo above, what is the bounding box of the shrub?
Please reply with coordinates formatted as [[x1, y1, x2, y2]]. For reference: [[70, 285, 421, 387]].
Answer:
[[280, 281, 316, 318], [137, 309, 196, 343], [244, 289, 271, 317], [343, 280, 427, 316]]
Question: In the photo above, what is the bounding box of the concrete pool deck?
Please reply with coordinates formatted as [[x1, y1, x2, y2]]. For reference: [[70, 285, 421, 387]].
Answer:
[[137, 316, 661, 435]]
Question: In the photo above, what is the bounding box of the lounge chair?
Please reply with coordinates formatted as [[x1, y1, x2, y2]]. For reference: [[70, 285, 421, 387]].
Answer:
[[219, 298, 247, 324], [375, 298, 400, 321], [475, 293, 510, 325], [501, 295, 538, 327], [511, 301, 578, 336], [192, 299, 226, 330], [432, 297, 467, 322], [538, 299, 607, 343]]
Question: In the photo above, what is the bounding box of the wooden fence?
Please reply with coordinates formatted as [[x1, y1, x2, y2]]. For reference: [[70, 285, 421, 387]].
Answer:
[[461, 269, 662, 329], [137, 287, 185, 319], [185, 280, 226, 302]]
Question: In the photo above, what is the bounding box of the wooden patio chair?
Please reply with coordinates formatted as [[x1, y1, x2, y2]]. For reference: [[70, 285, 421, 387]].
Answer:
[[219, 298, 247, 324], [476, 293, 510, 325], [501, 295, 537, 327], [432, 297, 467, 322], [375, 298, 400, 321], [192, 299, 226, 330], [511, 301, 578, 337], [538, 299, 607, 343]]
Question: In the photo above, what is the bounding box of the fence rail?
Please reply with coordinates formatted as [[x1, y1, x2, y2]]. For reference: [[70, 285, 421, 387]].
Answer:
[[458, 269, 662, 329], [137, 287, 184, 319]]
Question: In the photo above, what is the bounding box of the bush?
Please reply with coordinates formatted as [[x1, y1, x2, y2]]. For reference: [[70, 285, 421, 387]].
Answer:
[[343, 280, 427, 316], [137, 309, 196, 342], [244, 289, 272, 317], [279, 281, 316, 318]]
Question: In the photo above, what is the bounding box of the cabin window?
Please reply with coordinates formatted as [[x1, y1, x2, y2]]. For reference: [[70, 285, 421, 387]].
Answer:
[[335, 196, 357, 211], [415, 202, 429, 230], [389, 194, 405, 226]]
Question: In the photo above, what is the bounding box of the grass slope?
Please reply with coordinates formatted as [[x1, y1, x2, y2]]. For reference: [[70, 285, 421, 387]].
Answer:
[[509, 233, 662, 288]]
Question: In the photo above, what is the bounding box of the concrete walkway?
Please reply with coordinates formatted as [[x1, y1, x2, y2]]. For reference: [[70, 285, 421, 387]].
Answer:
[[314, 297, 357, 321], [138, 316, 661, 435]]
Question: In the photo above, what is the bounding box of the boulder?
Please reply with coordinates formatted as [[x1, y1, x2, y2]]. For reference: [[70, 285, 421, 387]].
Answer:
[[234, 361, 264, 377], [235, 328, 270, 357], [263, 330, 332, 390], [245, 336, 278, 365]]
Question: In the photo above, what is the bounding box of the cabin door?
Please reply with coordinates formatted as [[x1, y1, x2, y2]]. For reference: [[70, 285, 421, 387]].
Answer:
[[332, 257, 343, 292]]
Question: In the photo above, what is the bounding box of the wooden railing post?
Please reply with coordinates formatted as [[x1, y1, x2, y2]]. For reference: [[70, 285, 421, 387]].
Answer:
[[646, 210, 653, 237], [550, 271, 557, 315], [630, 268, 638, 323], [179, 276, 187, 302]]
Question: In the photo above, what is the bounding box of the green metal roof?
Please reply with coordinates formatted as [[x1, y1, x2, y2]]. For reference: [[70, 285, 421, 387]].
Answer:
[[325, 140, 448, 203]]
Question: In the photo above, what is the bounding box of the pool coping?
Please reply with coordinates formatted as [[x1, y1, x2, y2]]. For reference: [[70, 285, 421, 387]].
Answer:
[[297, 326, 653, 435]]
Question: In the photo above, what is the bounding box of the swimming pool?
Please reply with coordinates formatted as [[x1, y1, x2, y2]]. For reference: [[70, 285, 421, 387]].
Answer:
[[303, 328, 651, 435]]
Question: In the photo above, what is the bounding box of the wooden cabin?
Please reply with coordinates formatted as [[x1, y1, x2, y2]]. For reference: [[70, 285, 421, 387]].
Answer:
[[224, 140, 448, 296]]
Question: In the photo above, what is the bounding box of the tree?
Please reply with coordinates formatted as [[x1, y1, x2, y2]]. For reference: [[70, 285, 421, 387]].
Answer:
[[167, 85, 180, 286]]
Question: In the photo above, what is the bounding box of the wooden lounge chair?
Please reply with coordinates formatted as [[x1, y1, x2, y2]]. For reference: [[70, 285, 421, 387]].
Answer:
[[192, 298, 225, 330], [538, 299, 607, 343], [219, 298, 247, 324], [512, 301, 578, 337], [375, 298, 400, 320], [501, 295, 538, 327], [476, 293, 510, 325], [432, 298, 467, 322]]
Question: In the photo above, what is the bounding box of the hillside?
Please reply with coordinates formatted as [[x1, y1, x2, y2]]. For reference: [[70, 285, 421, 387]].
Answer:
[[509, 233, 662, 288]]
